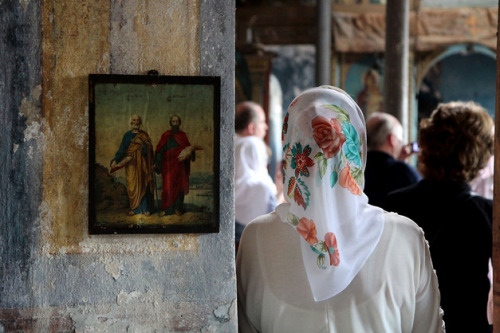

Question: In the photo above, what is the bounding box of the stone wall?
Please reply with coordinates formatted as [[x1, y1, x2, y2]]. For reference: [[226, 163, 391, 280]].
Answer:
[[0, 1, 236, 332]]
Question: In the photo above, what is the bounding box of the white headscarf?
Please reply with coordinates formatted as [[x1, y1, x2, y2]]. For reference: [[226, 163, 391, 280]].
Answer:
[[276, 86, 384, 302], [235, 135, 277, 226]]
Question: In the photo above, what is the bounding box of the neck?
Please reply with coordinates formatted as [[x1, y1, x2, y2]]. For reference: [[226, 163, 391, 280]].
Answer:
[[236, 129, 252, 137], [373, 146, 397, 159]]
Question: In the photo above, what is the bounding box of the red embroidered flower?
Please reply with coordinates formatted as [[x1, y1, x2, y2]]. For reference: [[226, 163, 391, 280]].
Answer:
[[312, 116, 346, 159], [297, 217, 318, 245], [325, 232, 340, 266], [291, 143, 314, 178], [339, 165, 362, 196], [282, 112, 289, 142]]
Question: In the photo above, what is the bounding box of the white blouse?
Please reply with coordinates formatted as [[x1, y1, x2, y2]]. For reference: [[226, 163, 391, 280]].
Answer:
[[236, 211, 445, 333]]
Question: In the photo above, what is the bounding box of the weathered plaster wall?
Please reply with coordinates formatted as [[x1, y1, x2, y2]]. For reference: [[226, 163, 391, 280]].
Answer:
[[1, 0, 235, 332], [0, 0, 43, 312]]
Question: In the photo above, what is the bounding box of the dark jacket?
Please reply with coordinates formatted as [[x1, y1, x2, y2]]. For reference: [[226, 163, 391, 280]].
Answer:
[[383, 180, 492, 333], [364, 151, 421, 207]]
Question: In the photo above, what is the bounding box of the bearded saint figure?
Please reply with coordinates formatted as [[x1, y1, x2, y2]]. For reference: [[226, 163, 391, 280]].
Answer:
[[154, 115, 202, 216], [110, 114, 154, 216]]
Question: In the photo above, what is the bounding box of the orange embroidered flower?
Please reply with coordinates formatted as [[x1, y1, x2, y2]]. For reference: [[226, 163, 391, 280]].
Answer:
[[339, 165, 362, 196], [287, 177, 296, 197], [324, 232, 340, 266], [312, 116, 346, 159], [293, 186, 306, 209], [297, 217, 319, 245]]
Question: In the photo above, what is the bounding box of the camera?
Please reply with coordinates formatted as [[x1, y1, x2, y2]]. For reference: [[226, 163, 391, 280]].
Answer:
[[411, 142, 419, 152]]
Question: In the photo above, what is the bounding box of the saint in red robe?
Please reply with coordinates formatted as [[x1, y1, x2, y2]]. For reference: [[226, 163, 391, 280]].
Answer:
[[154, 130, 193, 211]]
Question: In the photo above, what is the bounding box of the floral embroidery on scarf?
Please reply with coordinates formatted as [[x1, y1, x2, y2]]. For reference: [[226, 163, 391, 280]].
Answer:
[[324, 232, 340, 266], [283, 142, 314, 208], [339, 164, 362, 195], [312, 104, 364, 194], [287, 176, 310, 209], [282, 143, 291, 175], [291, 143, 314, 178], [312, 116, 346, 159], [288, 212, 340, 269], [287, 176, 296, 196], [282, 112, 289, 142], [342, 122, 362, 167], [296, 217, 318, 245]]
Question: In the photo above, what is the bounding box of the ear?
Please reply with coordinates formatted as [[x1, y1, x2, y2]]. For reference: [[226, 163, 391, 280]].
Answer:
[[247, 122, 256, 136], [387, 133, 397, 147]]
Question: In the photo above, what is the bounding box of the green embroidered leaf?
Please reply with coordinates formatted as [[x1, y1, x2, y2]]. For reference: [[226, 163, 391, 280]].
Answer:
[[336, 106, 351, 121], [314, 152, 324, 160], [317, 254, 326, 269], [330, 170, 338, 188], [322, 104, 351, 122], [287, 212, 299, 226], [337, 114, 349, 123], [314, 152, 328, 178], [351, 166, 364, 188], [314, 241, 327, 253], [351, 166, 362, 178], [291, 142, 302, 156]]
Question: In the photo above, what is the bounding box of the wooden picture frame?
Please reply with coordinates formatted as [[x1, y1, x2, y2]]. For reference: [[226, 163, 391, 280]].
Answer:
[[88, 73, 220, 234]]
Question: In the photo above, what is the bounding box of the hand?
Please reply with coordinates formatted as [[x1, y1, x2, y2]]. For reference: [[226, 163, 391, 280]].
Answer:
[[177, 146, 195, 162], [109, 161, 118, 175], [398, 143, 417, 161]]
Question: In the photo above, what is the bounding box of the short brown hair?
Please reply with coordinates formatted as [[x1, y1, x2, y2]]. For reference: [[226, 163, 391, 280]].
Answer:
[[235, 101, 261, 134], [418, 101, 493, 182]]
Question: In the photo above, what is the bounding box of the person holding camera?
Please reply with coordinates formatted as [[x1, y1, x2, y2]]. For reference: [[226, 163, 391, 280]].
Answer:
[[364, 112, 421, 207]]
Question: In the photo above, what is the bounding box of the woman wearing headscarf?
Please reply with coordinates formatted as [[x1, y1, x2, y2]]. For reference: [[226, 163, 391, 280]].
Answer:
[[384, 101, 493, 333], [236, 86, 444, 332]]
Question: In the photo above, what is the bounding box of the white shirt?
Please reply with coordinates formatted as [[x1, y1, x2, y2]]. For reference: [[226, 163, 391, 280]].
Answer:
[[470, 155, 494, 199], [237, 211, 445, 333]]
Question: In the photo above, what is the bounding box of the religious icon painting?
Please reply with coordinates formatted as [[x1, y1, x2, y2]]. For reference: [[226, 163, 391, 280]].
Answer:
[[88, 73, 220, 234]]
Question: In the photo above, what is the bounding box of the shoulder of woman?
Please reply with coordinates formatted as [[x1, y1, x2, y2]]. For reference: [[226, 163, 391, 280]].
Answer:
[[382, 211, 426, 239], [243, 211, 280, 231]]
